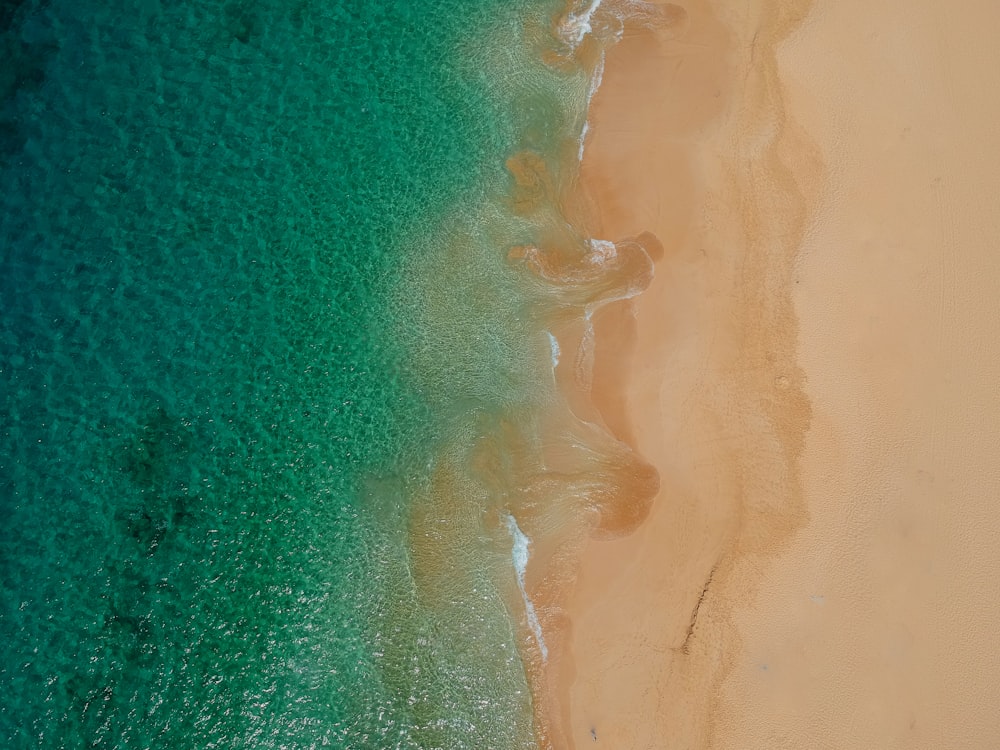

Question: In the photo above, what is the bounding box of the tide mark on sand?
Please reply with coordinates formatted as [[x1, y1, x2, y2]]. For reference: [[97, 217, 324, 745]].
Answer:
[[681, 564, 718, 654]]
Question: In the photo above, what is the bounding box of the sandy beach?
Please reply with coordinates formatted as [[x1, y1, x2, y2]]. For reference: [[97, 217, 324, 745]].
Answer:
[[547, 0, 1000, 747]]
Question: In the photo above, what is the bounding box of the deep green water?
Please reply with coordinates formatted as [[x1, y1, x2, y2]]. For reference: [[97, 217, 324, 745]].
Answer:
[[0, 0, 584, 746]]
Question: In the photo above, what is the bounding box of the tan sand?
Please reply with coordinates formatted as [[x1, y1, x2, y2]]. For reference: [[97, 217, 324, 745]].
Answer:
[[551, 0, 1000, 747]]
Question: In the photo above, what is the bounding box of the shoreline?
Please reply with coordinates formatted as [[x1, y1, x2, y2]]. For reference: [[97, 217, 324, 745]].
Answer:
[[557, 1, 813, 746], [537, 0, 1000, 747]]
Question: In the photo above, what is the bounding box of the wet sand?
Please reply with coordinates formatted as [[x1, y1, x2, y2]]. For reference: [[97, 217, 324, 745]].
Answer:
[[556, 0, 1000, 747]]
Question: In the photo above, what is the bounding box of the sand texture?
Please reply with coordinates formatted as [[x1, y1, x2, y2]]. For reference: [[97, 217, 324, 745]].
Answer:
[[554, 0, 1000, 747]]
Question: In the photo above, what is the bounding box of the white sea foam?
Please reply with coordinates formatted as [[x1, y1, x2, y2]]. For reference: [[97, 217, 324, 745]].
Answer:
[[588, 52, 606, 102], [588, 238, 617, 263], [577, 309, 596, 391], [577, 52, 606, 163], [546, 330, 561, 369], [558, 0, 604, 49], [504, 513, 548, 661], [578, 121, 589, 163], [589, 237, 654, 303]]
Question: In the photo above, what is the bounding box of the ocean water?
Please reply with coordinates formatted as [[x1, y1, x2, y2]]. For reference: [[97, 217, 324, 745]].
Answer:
[[0, 0, 599, 746]]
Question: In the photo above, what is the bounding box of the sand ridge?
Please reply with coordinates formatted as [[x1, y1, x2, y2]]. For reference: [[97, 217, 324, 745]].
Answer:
[[714, 1, 1000, 746]]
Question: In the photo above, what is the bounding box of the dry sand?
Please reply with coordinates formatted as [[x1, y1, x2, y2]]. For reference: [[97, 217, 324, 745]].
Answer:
[[554, 0, 1000, 747]]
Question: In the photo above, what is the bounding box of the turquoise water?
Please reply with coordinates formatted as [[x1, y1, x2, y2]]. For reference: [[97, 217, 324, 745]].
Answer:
[[0, 0, 583, 746]]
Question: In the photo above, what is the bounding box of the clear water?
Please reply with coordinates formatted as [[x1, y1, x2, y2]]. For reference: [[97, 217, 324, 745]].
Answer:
[[0, 0, 590, 746]]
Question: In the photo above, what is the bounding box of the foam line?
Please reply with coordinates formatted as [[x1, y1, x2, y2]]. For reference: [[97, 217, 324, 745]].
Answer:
[[504, 513, 548, 661], [588, 51, 606, 103], [587, 238, 617, 263], [578, 121, 590, 163], [559, 0, 604, 48], [546, 330, 562, 369], [578, 51, 606, 162]]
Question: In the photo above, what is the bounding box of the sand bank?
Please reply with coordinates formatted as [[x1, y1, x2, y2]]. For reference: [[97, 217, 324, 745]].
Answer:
[[550, 0, 1000, 747]]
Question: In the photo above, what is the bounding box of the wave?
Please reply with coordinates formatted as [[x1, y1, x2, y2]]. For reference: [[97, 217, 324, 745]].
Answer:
[[393, 4, 679, 745], [504, 512, 549, 661], [578, 52, 605, 162], [557, 0, 604, 49], [509, 233, 658, 309], [546, 330, 562, 370]]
